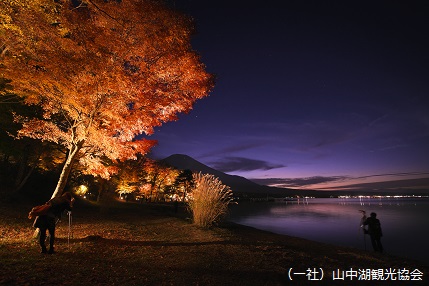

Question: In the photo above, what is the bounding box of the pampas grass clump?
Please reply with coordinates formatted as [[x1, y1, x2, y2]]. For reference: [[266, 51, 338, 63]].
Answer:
[[188, 172, 234, 227]]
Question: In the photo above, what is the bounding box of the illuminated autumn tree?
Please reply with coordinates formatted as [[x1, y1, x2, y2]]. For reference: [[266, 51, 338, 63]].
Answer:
[[139, 159, 179, 202], [0, 0, 213, 198], [174, 169, 194, 202], [113, 157, 142, 199], [111, 157, 178, 202]]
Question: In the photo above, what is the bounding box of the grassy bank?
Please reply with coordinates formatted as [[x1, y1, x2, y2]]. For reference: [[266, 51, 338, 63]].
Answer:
[[0, 199, 427, 285]]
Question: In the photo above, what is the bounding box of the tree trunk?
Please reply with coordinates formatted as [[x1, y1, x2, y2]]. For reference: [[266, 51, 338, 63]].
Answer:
[[14, 164, 36, 193], [14, 151, 29, 190], [50, 143, 82, 199], [149, 188, 153, 202], [182, 182, 189, 202], [14, 148, 40, 193], [96, 179, 105, 203]]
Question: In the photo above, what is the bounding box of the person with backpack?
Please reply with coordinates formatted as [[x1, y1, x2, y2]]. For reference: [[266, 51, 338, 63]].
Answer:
[[32, 192, 75, 254], [363, 212, 383, 253]]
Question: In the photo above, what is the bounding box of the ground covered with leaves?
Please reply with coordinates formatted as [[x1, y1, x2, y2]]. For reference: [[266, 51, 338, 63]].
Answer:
[[1, 198, 427, 285]]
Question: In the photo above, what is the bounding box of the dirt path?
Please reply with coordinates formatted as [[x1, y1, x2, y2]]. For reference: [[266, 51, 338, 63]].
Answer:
[[1, 201, 427, 285]]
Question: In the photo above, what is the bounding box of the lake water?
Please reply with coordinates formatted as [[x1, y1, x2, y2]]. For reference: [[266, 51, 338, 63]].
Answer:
[[227, 197, 429, 265]]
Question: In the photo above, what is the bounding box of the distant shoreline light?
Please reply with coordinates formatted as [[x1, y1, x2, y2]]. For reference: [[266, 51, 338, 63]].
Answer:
[[337, 195, 429, 199]]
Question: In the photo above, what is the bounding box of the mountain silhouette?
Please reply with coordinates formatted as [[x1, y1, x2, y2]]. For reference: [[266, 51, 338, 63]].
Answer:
[[161, 154, 429, 197], [161, 154, 301, 197]]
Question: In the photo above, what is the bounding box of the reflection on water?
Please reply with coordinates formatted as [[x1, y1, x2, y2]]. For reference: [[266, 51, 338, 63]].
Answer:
[[227, 198, 429, 265]]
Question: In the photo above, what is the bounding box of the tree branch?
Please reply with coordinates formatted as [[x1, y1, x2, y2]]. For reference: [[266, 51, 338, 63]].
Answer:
[[86, 0, 124, 28]]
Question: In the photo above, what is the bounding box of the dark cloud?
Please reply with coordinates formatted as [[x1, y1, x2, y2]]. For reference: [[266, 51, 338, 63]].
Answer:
[[251, 172, 429, 189], [200, 143, 265, 158], [354, 172, 429, 180], [210, 157, 284, 173], [324, 177, 429, 191], [251, 176, 347, 188]]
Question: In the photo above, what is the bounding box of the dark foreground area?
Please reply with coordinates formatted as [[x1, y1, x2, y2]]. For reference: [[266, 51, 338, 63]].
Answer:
[[0, 198, 427, 285]]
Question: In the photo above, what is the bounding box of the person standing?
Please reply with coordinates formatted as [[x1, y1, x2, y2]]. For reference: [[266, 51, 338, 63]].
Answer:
[[363, 212, 384, 253], [33, 192, 74, 254]]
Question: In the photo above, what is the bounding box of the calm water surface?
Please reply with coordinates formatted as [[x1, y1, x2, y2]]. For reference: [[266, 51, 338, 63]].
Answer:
[[227, 198, 429, 265]]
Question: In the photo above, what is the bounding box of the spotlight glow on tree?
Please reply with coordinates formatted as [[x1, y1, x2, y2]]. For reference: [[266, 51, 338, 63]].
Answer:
[[0, 0, 214, 198], [188, 172, 234, 227]]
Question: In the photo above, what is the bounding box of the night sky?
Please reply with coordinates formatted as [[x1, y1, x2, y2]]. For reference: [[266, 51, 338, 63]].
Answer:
[[149, 1, 429, 191]]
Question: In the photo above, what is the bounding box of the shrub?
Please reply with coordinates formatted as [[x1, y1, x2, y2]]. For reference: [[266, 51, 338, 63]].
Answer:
[[187, 172, 234, 227]]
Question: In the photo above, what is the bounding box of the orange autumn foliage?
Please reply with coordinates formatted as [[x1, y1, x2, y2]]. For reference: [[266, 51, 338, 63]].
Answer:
[[0, 0, 213, 198]]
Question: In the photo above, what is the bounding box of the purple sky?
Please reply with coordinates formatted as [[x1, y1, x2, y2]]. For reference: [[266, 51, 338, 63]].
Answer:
[[149, 1, 429, 190]]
